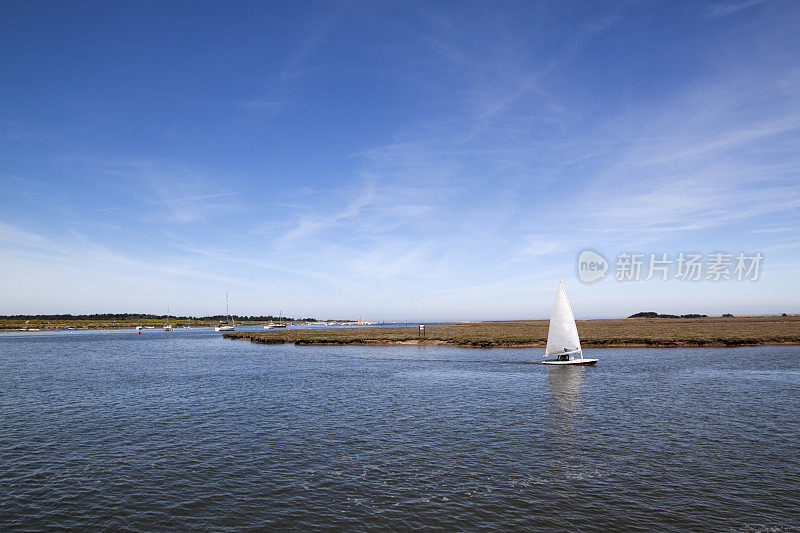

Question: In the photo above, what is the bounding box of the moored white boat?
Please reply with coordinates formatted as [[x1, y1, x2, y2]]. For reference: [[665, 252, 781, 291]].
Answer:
[[542, 282, 598, 366], [264, 311, 287, 329], [163, 306, 174, 331], [214, 292, 236, 332]]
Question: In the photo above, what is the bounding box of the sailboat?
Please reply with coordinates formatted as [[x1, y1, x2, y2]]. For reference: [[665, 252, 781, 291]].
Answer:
[[215, 292, 236, 332], [542, 282, 598, 365], [264, 309, 287, 329], [163, 306, 174, 331]]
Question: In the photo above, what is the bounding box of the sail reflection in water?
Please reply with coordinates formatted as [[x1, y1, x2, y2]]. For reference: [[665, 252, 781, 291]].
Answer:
[[546, 366, 585, 416], [545, 366, 585, 443], [540, 365, 604, 494]]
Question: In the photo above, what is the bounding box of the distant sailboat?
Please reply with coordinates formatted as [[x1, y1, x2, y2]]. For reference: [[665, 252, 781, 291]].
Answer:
[[163, 306, 174, 331], [542, 282, 598, 366], [215, 292, 235, 332], [265, 309, 287, 329]]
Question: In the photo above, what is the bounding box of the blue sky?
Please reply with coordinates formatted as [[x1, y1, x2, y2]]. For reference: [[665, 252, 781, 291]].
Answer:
[[1, 0, 799, 320]]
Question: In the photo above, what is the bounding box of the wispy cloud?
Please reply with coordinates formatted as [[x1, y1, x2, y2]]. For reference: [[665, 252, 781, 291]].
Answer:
[[573, 72, 800, 243], [238, 100, 291, 112], [96, 191, 243, 214], [0, 220, 237, 286], [240, 5, 345, 112], [749, 226, 796, 234], [4, 174, 44, 185], [0, 221, 51, 248], [275, 181, 376, 244], [58, 155, 247, 224], [706, 0, 770, 18], [509, 237, 570, 262]]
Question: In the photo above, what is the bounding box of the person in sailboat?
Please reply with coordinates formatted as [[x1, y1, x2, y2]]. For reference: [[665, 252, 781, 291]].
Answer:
[[560, 348, 570, 361]]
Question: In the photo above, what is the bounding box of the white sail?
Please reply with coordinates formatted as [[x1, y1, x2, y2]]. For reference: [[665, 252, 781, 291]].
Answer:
[[545, 281, 581, 357]]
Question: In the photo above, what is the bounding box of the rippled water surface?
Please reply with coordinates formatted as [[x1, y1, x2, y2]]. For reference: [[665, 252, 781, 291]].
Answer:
[[1, 329, 799, 531]]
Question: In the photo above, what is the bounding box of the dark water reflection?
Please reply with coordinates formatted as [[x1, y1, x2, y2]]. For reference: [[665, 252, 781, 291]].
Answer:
[[1, 329, 798, 531]]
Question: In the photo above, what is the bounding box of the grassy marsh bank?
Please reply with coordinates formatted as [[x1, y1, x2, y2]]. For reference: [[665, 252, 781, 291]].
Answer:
[[224, 316, 800, 348]]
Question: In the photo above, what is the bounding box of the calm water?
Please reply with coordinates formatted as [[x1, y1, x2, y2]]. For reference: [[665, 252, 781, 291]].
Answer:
[[1, 329, 799, 531]]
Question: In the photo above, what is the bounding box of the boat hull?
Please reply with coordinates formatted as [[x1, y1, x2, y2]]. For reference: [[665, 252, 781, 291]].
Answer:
[[542, 358, 598, 366]]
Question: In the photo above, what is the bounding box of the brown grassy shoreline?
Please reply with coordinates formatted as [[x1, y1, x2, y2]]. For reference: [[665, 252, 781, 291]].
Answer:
[[223, 316, 800, 349]]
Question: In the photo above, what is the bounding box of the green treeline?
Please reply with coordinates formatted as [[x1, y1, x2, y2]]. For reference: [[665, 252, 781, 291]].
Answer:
[[0, 313, 317, 322]]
